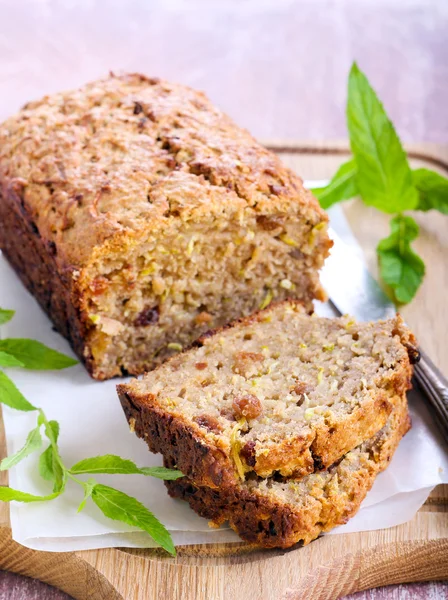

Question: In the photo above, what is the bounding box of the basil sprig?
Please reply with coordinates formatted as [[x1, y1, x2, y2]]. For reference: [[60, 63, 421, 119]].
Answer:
[[311, 63, 447, 304], [0, 311, 182, 555]]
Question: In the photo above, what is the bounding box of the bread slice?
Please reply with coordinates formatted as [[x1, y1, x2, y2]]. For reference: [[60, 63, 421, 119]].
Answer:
[[118, 301, 416, 488], [165, 395, 410, 548], [0, 73, 331, 380]]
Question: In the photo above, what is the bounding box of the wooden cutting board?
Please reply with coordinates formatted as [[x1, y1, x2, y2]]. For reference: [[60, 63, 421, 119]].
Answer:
[[0, 142, 447, 600]]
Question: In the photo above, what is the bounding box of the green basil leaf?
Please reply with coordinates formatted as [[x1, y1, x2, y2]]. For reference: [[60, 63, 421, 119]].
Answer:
[[0, 372, 37, 412], [0, 426, 42, 471], [0, 339, 78, 370], [77, 478, 97, 513], [91, 484, 175, 555], [138, 467, 184, 480], [413, 168, 448, 214], [311, 159, 358, 208], [0, 309, 15, 326], [0, 351, 24, 368], [377, 215, 425, 304], [347, 63, 418, 213], [0, 487, 60, 502]]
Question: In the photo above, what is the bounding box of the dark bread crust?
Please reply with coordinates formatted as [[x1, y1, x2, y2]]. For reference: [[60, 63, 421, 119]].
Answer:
[[0, 183, 91, 367], [166, 398, 411, 549], [119, 388, 236, 488]]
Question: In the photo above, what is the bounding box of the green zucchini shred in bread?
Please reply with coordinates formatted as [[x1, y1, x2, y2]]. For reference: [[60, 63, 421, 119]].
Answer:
[[165, 395, 410, 548], [118, 301, 417, 487], [0, 73, 331, 380]]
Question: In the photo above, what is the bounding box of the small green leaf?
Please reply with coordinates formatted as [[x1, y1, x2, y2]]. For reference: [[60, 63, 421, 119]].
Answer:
[[43, 419, 60, 444], [77, 478, 97, 513], [0, 309, 15, 325], [0, 487, 60, 502], [39, 446, 56, 481], [0, 372, 37, 412], [70, 455, 142, 475], [138, 467, 184, 480], [91, 484, 175, 555], [311, 159, 358, 209], [39, 446, 66, 492], [69, 455, 183, 480], [413, 168, 448, 214], [347, 63, 418, 213], [377, 215, 425, 304], [0, 351, 24, 368], [37, 417, 65, 492], [0, 426, 42, 471], [0, 339, 78, 370]]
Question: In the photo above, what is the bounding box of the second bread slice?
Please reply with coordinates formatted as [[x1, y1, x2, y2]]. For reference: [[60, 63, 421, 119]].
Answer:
[[118, 301, 417, 488], [166, 393, 410, 548]]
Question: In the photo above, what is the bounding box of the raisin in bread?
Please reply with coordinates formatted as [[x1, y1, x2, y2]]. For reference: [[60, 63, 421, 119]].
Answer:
[[0, 73, 331, 380], [118, 301, 417, 487], [166, 394, 410, 548]]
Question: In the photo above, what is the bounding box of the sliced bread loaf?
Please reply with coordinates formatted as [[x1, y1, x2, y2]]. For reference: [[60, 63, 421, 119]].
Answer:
[[166, 394, 410, 548], [118, 301, 417, 488]]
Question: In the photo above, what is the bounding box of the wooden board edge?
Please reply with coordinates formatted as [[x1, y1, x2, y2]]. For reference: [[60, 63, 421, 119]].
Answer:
[[0, 513, 446, 600], [262, 139, 448, 171]]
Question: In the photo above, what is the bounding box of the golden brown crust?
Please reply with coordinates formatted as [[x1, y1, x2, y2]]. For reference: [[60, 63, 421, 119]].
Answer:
[[166, 396, 411, 548], [0, 74, 330, 379], [0, 73, 327, 270]]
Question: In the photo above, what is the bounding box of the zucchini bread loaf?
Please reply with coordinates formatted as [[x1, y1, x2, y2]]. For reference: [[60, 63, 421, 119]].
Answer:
[[0, 73, 331, 380], [118, 301, 417, 488], [166, 394, 410, 548]]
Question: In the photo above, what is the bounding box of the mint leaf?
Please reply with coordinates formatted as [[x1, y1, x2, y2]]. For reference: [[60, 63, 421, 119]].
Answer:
[[138, 467, 184, 480], [39, 445, 66, 492], [0, 426, 42, 471], [70, 455, 183, 480], [0, 339, 78, 370], [311, 159, 358, 208], [77, 478, 96, 512], [0, 351, 24, 368], [377, 215, 425, 304], [0, 372, 37, 411], [413, 168, 448, 214], [43, 419, 60, 444], [39, 446, 56, 480], [0, 487, 60, 502], [0, 309, 15, 325], [38, 418, 65, 492], [70, 455, 143, 475], [91, 484, 175, 555], [347, 63, 418, 213]]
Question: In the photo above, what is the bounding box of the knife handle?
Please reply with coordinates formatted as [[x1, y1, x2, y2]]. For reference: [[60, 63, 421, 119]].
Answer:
[[414, 348, 448, 442]]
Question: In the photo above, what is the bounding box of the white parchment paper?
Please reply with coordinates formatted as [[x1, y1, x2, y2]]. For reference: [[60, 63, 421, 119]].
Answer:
[[1, 205, 447, 552]]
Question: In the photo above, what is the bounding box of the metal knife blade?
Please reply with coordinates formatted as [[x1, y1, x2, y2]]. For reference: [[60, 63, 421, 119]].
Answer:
[[320, 227, 396, 322], [302, 179, 396, 320]]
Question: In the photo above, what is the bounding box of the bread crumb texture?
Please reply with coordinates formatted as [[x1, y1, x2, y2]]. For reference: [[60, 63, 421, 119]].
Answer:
[[118, 301, 416, 486], [166, 394, 411, 548]]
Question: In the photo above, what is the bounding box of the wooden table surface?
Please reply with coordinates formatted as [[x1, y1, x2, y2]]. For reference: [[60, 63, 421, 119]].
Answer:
[[0, 0, 447, 598]]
